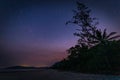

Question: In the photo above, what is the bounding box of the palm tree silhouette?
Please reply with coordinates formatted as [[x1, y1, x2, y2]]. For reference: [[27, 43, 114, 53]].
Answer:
[[89, 29, 120, 45]]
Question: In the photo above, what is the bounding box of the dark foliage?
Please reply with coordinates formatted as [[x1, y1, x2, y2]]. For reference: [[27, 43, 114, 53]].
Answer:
[[52, 41, 120, 74], [52, 1, 120, 75]]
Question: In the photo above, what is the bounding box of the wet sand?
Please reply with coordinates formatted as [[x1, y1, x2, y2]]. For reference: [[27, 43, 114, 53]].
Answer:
[[0, 69, 120, 80]]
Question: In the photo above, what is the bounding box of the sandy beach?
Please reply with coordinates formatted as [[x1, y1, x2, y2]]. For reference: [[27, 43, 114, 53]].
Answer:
[[0, 69, 120, 80]]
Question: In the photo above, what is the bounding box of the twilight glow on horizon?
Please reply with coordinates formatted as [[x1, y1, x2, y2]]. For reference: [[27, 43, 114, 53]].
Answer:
[[0, 0, 120, 68]]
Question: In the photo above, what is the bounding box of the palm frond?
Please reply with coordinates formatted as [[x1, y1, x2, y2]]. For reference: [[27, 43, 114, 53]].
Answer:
[[96, 29, 102, 40], [103, 29, 107, 39], [88, 40, 99, 44], [107, 32, 117, 38], [108, 35, 120, 40]]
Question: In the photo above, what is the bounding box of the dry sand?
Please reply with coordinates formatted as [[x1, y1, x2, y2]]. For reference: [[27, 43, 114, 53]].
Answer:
[[0, 69, 120, 80]]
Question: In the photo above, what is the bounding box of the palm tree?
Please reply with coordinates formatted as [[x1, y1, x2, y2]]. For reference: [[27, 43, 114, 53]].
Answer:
[[87, 29, 120, 72], [89, 29, 120, 45]]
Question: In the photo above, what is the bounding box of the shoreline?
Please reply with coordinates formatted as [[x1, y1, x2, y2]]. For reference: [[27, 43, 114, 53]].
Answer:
[[0, 69, 120, 80]]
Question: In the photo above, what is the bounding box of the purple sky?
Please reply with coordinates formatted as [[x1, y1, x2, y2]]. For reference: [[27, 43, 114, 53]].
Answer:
[[0, 0, 120, 68]]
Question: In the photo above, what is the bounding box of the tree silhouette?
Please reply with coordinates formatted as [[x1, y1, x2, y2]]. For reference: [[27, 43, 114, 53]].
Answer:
[[66, 2, 98, 46], [52, 1, 120, 74], [66, 1, 120, 46], [89, 29, 120, 45]]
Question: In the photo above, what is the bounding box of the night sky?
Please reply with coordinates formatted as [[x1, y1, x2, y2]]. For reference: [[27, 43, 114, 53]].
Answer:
[[0, 0, 120, 68]]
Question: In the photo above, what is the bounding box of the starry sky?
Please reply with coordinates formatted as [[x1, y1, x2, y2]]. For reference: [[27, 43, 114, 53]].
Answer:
[[0, 0, 120, 68]]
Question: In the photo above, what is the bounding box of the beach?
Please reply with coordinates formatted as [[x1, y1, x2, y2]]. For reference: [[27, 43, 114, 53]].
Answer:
[[0, 69, 120, 80]]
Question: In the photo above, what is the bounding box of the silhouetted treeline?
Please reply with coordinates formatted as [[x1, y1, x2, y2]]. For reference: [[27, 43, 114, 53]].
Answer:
[[52, 40, 120, 74], [52, 1, 120, 74]]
